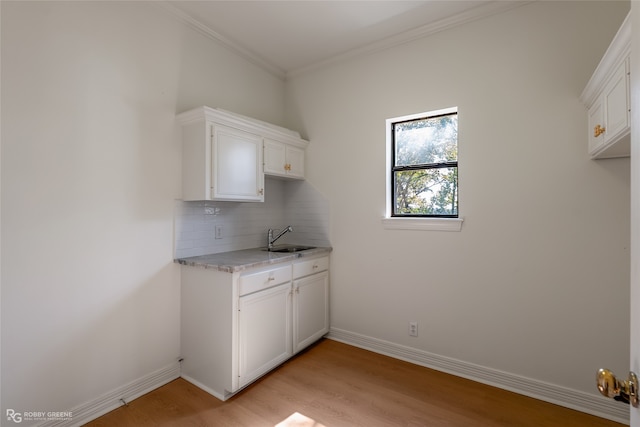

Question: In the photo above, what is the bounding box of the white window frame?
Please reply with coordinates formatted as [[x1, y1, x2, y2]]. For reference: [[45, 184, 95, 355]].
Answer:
[[383, 107, 463, 232]]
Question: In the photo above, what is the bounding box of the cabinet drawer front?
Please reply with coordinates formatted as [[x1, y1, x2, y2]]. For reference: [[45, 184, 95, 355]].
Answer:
[[293, 256, 329, 279], [239, 265, 292, 296]]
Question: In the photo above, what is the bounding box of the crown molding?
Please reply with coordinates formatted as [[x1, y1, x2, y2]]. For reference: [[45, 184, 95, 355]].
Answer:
[[288, 1, 534, 78], [177, 106, 309, 147], [160, 1, 533, 81], [158, 2, 287, 81]]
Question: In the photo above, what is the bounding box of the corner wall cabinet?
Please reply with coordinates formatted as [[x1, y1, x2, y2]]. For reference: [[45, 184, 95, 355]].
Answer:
[[580, 12, 631, 159], [180, 255, 329, 400], [177, 107, 309, 201]]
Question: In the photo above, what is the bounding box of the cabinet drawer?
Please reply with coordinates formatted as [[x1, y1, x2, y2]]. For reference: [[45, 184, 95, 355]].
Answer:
[[239, 265, 292, 296], [293, 256, 329, 279]]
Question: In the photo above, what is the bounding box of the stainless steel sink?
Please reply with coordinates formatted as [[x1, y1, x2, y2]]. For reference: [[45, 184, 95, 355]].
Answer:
[[265, 245, 316, 253]]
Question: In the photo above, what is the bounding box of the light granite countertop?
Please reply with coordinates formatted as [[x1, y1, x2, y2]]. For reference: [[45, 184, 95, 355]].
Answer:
[[175, 245, 332, 273]]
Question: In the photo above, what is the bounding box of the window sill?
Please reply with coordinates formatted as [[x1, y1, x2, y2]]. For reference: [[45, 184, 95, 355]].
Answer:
[[381, 217, 463, 232]]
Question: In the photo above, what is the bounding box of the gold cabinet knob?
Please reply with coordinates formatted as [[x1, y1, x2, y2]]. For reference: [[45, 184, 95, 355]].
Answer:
[[594, 124, 606, 137], [596, 368, 639, 407]]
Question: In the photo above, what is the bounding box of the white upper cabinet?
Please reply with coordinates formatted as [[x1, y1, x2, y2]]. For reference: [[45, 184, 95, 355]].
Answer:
[[212, 125, 264, 202], [264, 138, 305, 179], [581, 12, 631, 159], [178, 107, 309, 201]]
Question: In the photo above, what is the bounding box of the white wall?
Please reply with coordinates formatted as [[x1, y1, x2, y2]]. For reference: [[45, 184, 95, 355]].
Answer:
[[287, 0, 631, 401], [0, 1, 285, 424]]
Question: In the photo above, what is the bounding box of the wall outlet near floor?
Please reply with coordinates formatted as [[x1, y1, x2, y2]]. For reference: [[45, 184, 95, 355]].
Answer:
[[215, 225, 223, 239], [408, 321, 418, 337]]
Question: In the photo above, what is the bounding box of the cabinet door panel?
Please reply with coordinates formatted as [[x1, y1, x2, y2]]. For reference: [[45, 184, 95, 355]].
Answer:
[[293, 271, 329, 353], [286, 145, 305, 179], [263, 138, 287, 176], [264, 138, 305, 179], [603, 61, 629, 144], [212, 125, 264, 201], [238, 282, 292, 388]]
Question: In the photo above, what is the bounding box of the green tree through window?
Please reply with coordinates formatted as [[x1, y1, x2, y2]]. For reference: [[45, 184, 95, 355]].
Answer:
[[391, 109, 458, 217]]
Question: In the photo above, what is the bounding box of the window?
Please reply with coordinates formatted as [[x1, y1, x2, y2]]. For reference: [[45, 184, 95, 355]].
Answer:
[[384, 107, 462, 231], [391, 108, 459, 218]]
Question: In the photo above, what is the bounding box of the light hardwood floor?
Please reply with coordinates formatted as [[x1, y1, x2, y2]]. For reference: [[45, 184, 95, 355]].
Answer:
[[86, 339, 625, 427]]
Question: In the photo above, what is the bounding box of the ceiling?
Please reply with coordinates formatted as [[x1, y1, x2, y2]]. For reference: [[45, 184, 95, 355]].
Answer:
[[165, 1, 530, 79]]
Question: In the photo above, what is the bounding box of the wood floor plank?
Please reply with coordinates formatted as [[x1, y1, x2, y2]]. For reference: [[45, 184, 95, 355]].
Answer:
[[85, 339, 625, 427]]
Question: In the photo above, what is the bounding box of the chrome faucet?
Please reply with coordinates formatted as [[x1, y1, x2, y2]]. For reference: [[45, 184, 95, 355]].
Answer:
[[267, 225, 293, 250]]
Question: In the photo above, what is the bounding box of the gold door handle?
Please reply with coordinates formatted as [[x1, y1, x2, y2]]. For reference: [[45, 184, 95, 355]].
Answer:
[[596, 368, 639, 407], [284, 164, 291, 171], [594, 124, 606, 137]]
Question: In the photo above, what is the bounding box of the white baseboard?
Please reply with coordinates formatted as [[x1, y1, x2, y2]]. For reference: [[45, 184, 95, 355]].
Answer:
[[38, 362, 181, 427], [180, 374, 228, 401], [32, 331, 629, 426], [327, 327, 630, 425]]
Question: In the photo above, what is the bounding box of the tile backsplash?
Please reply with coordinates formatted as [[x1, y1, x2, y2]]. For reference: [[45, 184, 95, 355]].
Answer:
[[174, 178, 330, 258]]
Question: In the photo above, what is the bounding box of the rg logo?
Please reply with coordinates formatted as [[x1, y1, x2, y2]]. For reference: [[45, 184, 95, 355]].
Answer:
[[6, 409, 22, 423]]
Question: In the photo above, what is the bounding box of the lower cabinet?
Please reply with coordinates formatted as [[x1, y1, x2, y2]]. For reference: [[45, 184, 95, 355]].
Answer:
[[238, 281, 293, 388], [180, 255, 329, 400], [293, 259, 330, 353]]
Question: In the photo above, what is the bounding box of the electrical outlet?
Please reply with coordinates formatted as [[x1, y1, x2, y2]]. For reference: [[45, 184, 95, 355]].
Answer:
[[409, 321, 418, 337], [215, 225, 223, 239]]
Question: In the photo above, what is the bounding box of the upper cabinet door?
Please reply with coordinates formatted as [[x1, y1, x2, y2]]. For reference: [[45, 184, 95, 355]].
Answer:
[[264, 138, 305, 180], [212, 125, 264, 202], [285, 145, 305, 179], [587, 58, 631, 159], [603, 59, 630, 145], [263, 138, 287, 177]]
